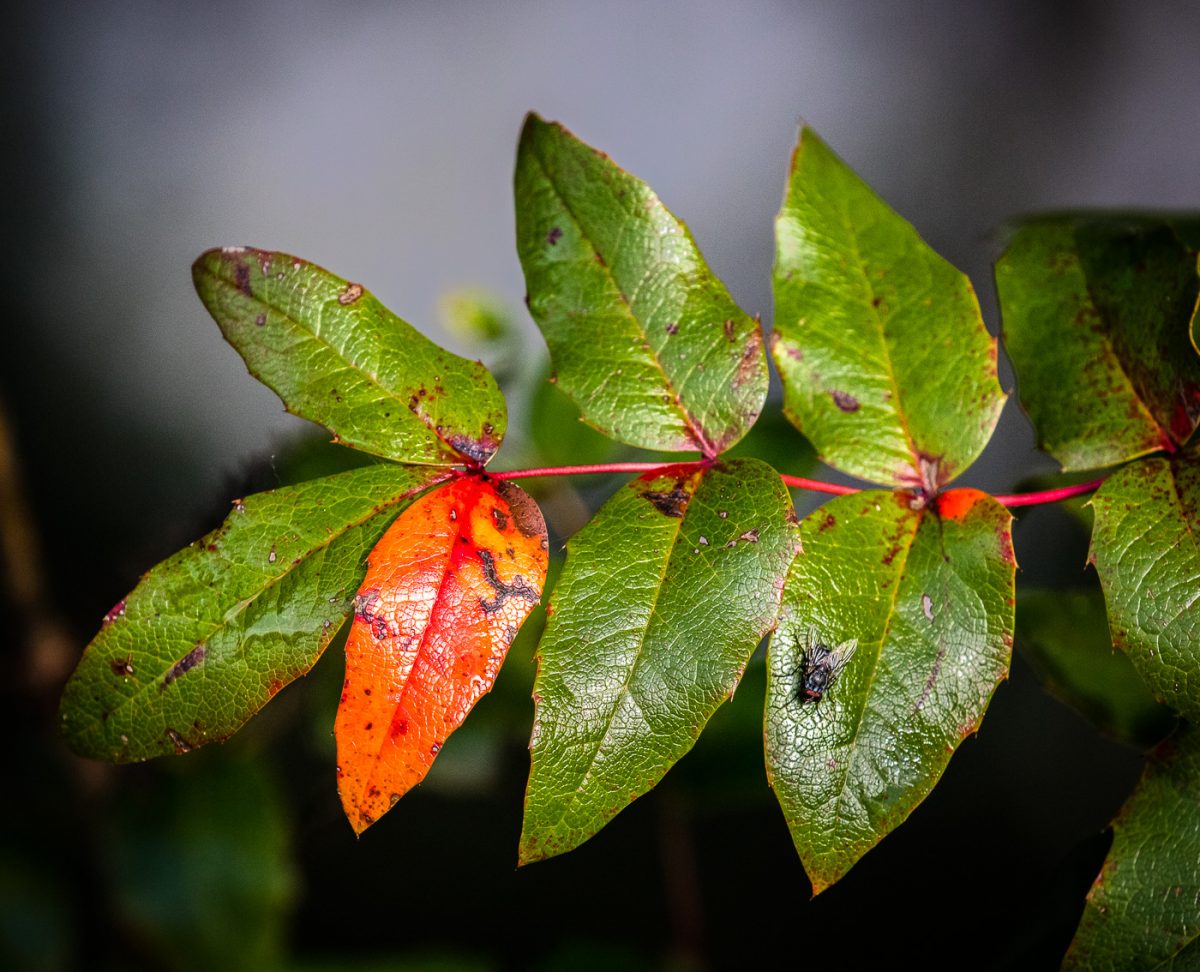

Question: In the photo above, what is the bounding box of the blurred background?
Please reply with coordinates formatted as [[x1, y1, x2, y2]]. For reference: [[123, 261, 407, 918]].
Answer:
[[3, 1, 1199, 968]]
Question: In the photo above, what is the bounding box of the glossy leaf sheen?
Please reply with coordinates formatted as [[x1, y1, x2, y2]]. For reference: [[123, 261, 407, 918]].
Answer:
[[59, 465, 443, 762], [193, 247, 506, 465], [521, 459, 797, 863], [336, 476, 548, 833], [996, 218, 1200, 470], [765, 489, 1014, 892], [515, 114, 768, 455], [1064, 725, 1200, 969], [1089, 454, 1200, 720], [772, 128, 1004, 488]]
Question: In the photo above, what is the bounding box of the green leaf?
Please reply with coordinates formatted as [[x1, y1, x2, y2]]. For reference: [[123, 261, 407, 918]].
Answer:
[[765, 488, 1014, 892], [105, 756, 296, 971], [520, 459, 798, 862], [995, 217, 1200, 471], [59, 464, 443, 762], [193, 247, 506, 466], [515, 114, 768, 456], [771, 128, 1004, 489], [1016, 587, 1174, 747], [1089, 453, 1200, 721], [1064, 724, 1200, 970]]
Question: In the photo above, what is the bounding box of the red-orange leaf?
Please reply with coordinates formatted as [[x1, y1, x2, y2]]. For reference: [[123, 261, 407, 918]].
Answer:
[[335, 475, 548, 833]]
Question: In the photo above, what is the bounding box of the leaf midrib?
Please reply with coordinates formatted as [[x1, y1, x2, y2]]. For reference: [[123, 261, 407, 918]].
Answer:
[[200, 262, 467, 463], [537, 470, 702, 837], [81, 474, 440, 736], [525, 141, 715, 456]]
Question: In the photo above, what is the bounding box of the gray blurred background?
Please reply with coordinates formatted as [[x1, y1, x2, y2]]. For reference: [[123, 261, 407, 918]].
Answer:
[[4, 2, 1200, 969]]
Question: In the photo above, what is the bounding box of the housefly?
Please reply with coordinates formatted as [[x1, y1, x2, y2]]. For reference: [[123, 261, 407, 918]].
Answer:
[[796, 628, 857, 705]]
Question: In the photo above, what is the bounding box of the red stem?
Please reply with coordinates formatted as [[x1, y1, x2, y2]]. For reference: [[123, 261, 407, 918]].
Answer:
[[487, 462, 1104, 509], [989, 478, 1104, 508]]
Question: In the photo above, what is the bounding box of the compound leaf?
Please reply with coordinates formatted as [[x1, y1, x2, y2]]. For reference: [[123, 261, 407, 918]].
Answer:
[[765, 488, 1014, 892], [516, 114, 768, 455], [1089, 452, 1200, 721], [772, 128, 1004, 489], [520, 459, 797, 863], [59, 464, 444, 762], [194, 247, 506, 466], [996, 217, 1200, 471], [336, 476, 548, 834], [1064, 724, 1200, 970]]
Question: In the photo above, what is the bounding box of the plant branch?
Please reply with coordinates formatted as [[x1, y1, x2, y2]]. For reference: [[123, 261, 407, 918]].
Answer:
[[487, 462, 1105, 508]]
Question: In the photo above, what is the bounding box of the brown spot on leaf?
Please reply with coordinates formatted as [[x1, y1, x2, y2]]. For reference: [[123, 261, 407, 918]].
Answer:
[[234, 262, 252, 296], [477, 549, 541, 614], [110, 655, 134, 677], [166, 728, 193, 754], [163, 643, 206, 688], [643, 488, 690, 518], [546, 226, 563, 245], [449, 431, 499, 465], [338, 282, 364, 305], [495, 480, 547, 539], [818, 513, 836, 532], [831, 390, 860, 412]]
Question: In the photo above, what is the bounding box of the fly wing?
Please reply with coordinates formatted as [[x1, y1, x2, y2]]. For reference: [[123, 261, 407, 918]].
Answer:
[[829, 638, 858, 679]]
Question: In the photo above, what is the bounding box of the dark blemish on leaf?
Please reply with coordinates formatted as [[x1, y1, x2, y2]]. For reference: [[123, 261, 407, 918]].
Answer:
[[267, 678, 283, 696], [665, 322, 679, 335], [915, 646, 946, 713], [255, 313, 266, 327], [102, 599, 127, 626], [364, 722, 373, 731], [337, 282, 364, 305], [831, 390, 860, 412], [496, 480, 548, 539], [643, 488, 689, 518], [922, 593, 934, 621], [492, 506, 510, 532], [546, 227, 563, 246], [872, 296, 882, 309], [166, 728, 193, 754], [391, 717, 409, 737], [354, 589, 390, 640], [733, 330, 763, 388], [477, 549, 541, 614], [163, 643, 206, 687], [110, 654, 134, 677], [505, 624, 518, 643], [739, 529, 760, 544], [818, 513, 836, 532], [363, 688, 372, 696], [449, 433, 497, 464], [724, 319, 735, 341], [234, 262, 252, 296]]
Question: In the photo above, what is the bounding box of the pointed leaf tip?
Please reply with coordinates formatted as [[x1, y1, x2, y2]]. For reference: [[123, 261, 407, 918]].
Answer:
[[515, 118, 767, 455], [772, 128, 1004, 486]]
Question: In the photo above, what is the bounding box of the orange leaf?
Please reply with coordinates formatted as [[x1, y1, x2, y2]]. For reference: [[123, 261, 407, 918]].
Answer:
[[334, 475, 548, 833]]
